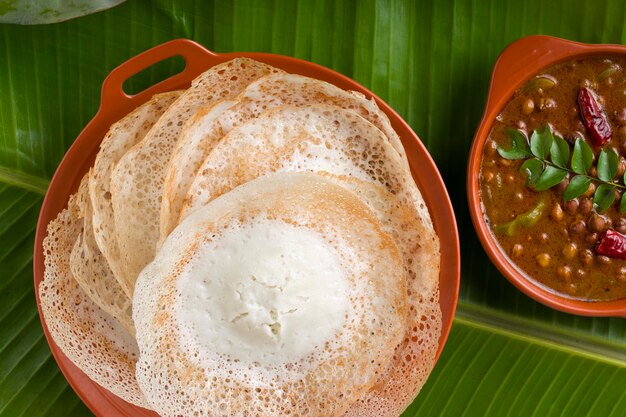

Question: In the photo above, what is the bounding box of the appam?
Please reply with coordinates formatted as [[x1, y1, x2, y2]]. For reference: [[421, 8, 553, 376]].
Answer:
[[322, 175, 441, 417], [182, 104, 431, 228], [160, 73, 408, 241], [182, 101, 442, 415], [70, 171, 135, 335], [39, 175, 149, 408], [111, 58, 282, 296], [133, 172, 408, 417], [89, 91, 182, 298]]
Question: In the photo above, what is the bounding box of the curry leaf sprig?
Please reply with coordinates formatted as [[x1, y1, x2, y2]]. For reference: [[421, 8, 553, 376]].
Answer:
[[497, 125, 626, 214]]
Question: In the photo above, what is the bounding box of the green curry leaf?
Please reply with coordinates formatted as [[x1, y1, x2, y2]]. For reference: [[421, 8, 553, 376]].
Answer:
[[572, 139, 594, 175], [496, 147, 527, 160], [563, 175, 591, 201], [533, 165, 567, 191], [520, 158, 544, 185], [620, 193, 626, 213], [593, 184, 616, 213], [530, 125, 553, 159], [497, 129, 530, 160], [497, 125, 625, 212], [597, 148, 619, 182], [550, 135, 570, 168]]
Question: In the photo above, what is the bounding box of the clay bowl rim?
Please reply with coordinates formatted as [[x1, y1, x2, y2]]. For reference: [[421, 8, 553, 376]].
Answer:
[[467, 34, 626, 318]]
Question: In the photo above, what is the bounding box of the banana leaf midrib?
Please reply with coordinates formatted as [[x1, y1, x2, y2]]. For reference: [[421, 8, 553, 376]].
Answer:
[[0, 166, 48, 195], [456, 302, 626, 366]]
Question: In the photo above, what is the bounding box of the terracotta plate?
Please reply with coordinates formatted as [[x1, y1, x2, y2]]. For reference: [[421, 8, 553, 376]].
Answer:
[[33, 39, 460, 416]]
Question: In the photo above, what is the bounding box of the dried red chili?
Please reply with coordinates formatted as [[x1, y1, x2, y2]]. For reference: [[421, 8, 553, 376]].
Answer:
[[595, 229, 626, 259], [578, 87, 612, 146]]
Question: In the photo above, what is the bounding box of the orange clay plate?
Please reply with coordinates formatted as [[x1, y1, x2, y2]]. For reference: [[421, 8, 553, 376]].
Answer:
[[33, 39, 460, 416], [468, 35, 626, 318]]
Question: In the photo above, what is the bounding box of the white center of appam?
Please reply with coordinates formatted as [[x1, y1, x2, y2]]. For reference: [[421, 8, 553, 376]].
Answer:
[[175, 220, 348, 366]]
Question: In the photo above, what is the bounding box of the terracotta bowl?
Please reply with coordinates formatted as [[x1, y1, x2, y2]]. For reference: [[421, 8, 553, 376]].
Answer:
[[468, 35, 626, 318], [33, 39, 460, 416]]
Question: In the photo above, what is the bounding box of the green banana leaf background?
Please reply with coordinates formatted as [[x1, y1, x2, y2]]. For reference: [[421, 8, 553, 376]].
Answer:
[[1, 0, 625, 416]]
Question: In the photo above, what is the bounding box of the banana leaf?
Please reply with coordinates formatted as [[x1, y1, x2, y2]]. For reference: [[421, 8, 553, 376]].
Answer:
[[0, 0, 125, 24], [0, 0, 625, 416]]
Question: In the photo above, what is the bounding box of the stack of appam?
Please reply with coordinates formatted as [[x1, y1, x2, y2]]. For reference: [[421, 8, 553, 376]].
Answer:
[[39, 58, 442, 417]]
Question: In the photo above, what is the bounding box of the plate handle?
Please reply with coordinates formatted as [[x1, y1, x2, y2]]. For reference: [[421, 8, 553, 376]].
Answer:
[[99, 39, 217, 115]]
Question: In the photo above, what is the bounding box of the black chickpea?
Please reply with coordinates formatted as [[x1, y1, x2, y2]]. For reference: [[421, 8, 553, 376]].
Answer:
[[579, 198, 593, 215], [617, 157, 626, 177], [585, 233, 599, 245], [538, 97, 556, 110], [566, 131, 584, 144], [573, 131, 585, 141], [569, 220, 586, 235], [562, 242, 578, 260], [536, 253, 551, 267], [551, 203, 564, 221], [557, 266, 572, 281], [523, 99, 534, 115], [556, 178, 569, 193], [582, 182, 596, 197], [580, 249, 594, 266], [588, 214, 606, 233], [563, 198, 579, 214], [598, 255, 611, 265]]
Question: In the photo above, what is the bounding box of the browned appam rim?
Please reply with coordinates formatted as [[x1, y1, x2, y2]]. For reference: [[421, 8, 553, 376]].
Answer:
[[467, 35, 626, 318], [33, 39, 460, 416]]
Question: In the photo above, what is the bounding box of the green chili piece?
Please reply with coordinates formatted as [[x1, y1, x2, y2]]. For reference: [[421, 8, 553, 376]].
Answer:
[[494, 199, 547, 237]]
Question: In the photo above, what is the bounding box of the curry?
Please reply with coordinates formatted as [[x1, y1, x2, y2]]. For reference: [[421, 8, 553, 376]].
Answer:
[[479, 56, 626, 301]]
